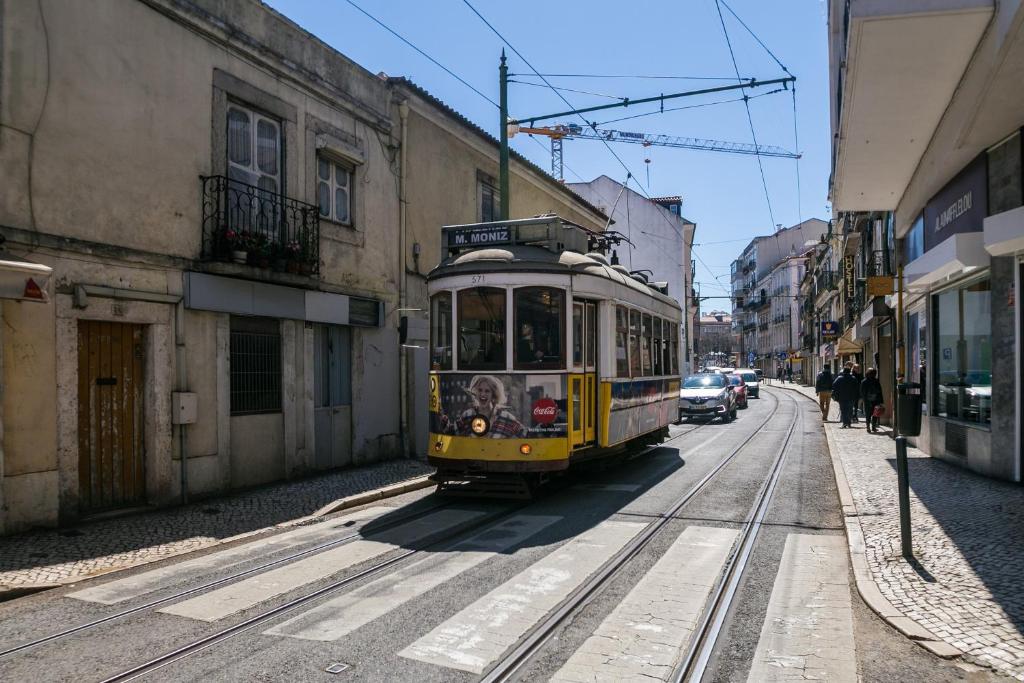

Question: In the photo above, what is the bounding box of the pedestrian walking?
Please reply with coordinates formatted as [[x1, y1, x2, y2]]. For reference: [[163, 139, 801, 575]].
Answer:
[[851, 363, 864, 423], [786, 365, 793, 383], [832, 366, 860, 428], [777, 366, 784, 383], [861, 368, 884, 433], [815, 366, 834, 421]]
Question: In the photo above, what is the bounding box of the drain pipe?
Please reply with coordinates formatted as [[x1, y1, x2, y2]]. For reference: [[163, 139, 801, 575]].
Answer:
[[398, 100, 410, 458], [175, 299, 189, 503]]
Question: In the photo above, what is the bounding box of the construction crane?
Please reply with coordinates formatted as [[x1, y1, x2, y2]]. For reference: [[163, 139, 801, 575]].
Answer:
[[509, 123, 801, 181]]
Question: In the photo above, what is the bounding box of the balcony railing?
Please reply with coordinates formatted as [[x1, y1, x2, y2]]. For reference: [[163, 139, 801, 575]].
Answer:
[[814, 270, 837, 295], [201, 175, 320, 275]]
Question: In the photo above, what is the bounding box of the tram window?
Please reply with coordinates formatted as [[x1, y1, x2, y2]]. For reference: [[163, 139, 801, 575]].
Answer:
[[458, 287, 506, 371], [662, 319, 672, 375], [514, 287, 565, 370], [430, 292, 453, 370], [652, 318, 662, 376], [615, 306, 629, 377], [572, 303, 584, 367], [670, 324, 679, 375], [642, 314, 653, 377], [629, 309, 642, 377]]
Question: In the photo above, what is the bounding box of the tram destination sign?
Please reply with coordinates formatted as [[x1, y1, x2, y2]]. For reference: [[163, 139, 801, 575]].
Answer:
[[446, 226, 512, 249]]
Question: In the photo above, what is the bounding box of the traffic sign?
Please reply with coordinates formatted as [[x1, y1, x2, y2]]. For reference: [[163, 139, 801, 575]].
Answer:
[[747, 351, 755, 365]]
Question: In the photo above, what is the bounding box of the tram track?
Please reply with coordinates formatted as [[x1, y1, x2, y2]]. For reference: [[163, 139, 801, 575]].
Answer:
[[1, 397, 751, 681], [479, 390, 796, 683]]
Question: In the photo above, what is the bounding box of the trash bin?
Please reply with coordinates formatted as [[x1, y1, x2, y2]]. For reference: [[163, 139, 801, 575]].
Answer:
[[897, 383, 922, 436]]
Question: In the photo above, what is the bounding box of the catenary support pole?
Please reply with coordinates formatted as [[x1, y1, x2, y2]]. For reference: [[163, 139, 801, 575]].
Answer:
[[498, 51, 510, 221]]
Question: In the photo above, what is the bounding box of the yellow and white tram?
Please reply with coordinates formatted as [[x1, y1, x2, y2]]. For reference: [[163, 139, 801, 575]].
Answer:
[[427, 215, 682, 495]]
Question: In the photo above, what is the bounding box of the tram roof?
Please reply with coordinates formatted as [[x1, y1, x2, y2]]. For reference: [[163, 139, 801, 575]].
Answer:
[[429, 244, 681, 311]]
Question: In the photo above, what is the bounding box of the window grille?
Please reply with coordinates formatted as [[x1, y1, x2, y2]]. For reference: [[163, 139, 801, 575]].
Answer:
[[230, 316, 282, 415]]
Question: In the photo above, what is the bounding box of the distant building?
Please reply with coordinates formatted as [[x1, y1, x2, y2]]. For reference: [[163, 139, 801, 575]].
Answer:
[[696, 310, 734, 367]]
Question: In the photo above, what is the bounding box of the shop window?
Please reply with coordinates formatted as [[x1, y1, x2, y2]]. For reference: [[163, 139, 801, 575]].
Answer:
[[458, 287, 506, 371], [230, 316, 281, 415], [933, 279, 990, 425], [430, 292, 453, 370], [629, 309, 642, 377], [615, 306, 629, 377], [514, 287, 565, 370]]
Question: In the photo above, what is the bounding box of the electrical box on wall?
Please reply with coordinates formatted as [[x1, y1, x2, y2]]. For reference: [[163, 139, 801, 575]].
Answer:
[[172, 392, 198, 425]]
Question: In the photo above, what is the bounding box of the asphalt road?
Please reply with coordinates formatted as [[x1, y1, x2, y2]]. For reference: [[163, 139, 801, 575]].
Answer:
[[0, 388, 1007, 682]]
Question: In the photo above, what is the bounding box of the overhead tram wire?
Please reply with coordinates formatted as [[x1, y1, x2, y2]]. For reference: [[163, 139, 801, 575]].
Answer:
[[509, 80, 627, 101], [459, 0, 653, 195], [713, 0, 777, 231], [719, 0, 791, 75], [520, 73, 757, 81], [342, 0, 497, 108], [592, 87, 786, 128]]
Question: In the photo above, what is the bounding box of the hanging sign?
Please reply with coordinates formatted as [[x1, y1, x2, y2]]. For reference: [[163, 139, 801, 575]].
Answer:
[[820, 321, 840, 339]]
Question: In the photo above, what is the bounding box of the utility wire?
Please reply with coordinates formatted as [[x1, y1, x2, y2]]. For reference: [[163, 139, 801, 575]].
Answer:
[[518, 73, 756, 81], [713, 0, 776, 230], [460, 0, 651, 194], [719, 0, 790, 74], [342, 0, 498, 108], [592, 88, 785, 127], [509, 79, 626, 101]]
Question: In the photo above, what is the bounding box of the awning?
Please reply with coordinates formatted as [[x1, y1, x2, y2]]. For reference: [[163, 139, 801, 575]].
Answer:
[[0, 255, 52, 303], [837, 329, 863, 355], [905, 232, 989, 291]]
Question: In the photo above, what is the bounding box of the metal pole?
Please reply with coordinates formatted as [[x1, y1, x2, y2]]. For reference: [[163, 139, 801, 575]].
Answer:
[[895, 435, 913, 559], [498, 51, 510, 222]]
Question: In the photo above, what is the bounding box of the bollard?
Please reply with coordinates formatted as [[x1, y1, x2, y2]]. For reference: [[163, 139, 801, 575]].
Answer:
[[895, 436, 913, 559]]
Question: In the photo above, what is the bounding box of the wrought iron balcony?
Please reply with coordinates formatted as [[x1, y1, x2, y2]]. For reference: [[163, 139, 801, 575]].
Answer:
[[814, 270, 837, 295], [200, 175, 320, 275]]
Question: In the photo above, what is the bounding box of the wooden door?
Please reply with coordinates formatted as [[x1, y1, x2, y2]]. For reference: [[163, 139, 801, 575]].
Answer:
[[77, 321, 145, 513]]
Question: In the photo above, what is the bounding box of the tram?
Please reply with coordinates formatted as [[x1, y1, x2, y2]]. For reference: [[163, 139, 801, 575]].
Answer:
[[427, 215, 682, 496]]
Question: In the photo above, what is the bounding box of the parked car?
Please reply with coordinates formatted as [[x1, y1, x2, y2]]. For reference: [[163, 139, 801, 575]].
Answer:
[[734, 368, 760, 398], [718, 367, 736, 375], [754, 369, 764, 380], [726, 374, 748, 408], [679, 373, 737, 422]]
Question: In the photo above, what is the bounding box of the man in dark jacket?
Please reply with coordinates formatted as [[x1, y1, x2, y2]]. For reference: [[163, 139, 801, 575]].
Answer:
[[814, 367, 834, 421], [832, 366, 860, 428], [851, 363, 864, 423], [860, 368, 884, 433]]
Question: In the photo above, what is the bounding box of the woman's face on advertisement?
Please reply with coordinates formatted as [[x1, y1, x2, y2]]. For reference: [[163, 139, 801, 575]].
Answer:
[[476, 382, 494, 404]]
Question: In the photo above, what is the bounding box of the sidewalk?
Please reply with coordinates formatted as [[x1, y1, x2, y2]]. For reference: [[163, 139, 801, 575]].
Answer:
[[0, 459, 433, 594], [774, 383, 1024, 680]]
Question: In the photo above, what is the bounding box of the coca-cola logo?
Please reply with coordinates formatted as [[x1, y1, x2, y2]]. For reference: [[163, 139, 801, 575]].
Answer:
[[532, 398, 558, 425]]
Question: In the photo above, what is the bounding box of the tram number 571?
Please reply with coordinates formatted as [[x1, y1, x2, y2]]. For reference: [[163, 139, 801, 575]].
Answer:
[[471, 275, 486, 284]]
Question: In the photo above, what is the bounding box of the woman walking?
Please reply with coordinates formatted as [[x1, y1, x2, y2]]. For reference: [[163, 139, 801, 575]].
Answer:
[[860, 368, 884, 433]]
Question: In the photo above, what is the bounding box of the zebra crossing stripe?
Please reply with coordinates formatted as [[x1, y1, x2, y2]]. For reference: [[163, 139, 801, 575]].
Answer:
[[399, 519, 645, 674], [68, 506, 391, 605], [746, 534, 855, 682], [551, 525, 738, 682], [264, 515, 562, 641], [158, 508, 487, 622]]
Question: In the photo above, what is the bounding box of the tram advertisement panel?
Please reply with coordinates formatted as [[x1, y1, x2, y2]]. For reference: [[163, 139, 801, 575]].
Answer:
[[430, 373, 567, 438]]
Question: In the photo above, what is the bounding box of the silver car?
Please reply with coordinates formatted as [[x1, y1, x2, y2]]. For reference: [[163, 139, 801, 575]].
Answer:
[[734, 367, 760, 398], [679, 373, 737, 422]]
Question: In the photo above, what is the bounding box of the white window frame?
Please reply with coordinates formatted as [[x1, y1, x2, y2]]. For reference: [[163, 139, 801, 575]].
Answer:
[[317, 155, 353, 226], [227, 103, 281, 192]]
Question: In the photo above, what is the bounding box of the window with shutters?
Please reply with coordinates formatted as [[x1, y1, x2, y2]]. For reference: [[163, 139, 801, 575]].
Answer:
[[317, 156, 353, 225]]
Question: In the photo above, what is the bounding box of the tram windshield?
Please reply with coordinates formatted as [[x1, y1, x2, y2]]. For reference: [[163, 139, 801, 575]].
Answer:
[[458, 287, 506, 370], [514, 287, 565, 370]]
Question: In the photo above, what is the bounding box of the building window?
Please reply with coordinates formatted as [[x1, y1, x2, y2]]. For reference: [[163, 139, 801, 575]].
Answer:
[[514, 287, 565, 370], [430, 292, 453, 370], [615, 306, 629, 377], [905, 214, 924, 263], [227, 104, 280, 191], [458, 287, 506, 370], [933, 279, 990, 425], [479, 175, 499, 222], [230, 316, 281, 415], [317, 156, 352, 224]]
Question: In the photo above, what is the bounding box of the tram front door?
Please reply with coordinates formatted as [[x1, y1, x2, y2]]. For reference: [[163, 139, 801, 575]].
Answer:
[[570, 301, 597, 448]]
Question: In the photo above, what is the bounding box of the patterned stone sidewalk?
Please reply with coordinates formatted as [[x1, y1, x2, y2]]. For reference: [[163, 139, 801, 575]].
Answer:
[[776, 383, 1024, 680], [0, 459, 433, 591]]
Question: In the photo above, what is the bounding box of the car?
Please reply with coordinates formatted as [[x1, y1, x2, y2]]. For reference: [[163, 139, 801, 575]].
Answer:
[[679, 373, 737, 422], [718, 367, 736, 375], [726, 374, 748, 408], [734, 367, 760, 398], [754, 368, 764, 381]]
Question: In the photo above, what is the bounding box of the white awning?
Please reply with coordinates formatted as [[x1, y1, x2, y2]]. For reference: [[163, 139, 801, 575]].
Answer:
[[905, 232, 989, 291], [984, 205, 1024, 257], [0, 256, 52, 303]]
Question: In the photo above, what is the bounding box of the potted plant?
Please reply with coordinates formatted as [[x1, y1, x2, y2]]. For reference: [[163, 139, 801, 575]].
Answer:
[[247, 233, 269, 268], [284, 240, 302, 273], [223, 229, 249, 264]]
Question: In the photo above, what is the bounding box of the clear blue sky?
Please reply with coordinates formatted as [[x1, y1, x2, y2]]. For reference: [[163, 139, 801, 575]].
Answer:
[[266, 0, 831, 310]]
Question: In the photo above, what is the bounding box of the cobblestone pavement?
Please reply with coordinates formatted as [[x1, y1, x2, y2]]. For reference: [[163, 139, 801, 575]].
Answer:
[[0, 459, 433, 590], [777, 383, 1024, 680]]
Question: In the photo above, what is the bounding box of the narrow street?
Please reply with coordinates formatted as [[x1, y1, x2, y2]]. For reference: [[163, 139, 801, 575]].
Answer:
[[0, 389, 995, 682]]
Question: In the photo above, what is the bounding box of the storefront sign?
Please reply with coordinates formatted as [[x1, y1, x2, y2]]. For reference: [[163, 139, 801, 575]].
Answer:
[[820, 321, 840, 339], [844, 255, 855, 300], [866, 275, 894, 297], [923, 154, 987, 252]]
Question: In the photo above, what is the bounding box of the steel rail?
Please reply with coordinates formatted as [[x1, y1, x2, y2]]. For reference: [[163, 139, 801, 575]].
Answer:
[[480, 391, 790, 683], [92, 416, 715, 682], [673, 388, 802, 682], [0, 498, 453, 660]]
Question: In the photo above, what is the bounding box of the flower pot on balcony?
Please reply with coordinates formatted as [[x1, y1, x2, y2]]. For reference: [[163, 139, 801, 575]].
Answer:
[[231, 250, 248, 264]]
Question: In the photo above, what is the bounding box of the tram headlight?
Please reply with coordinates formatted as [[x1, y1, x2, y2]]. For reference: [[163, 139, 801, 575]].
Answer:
[[519, 444, 532, 455], [470, 415, 490, 435]]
